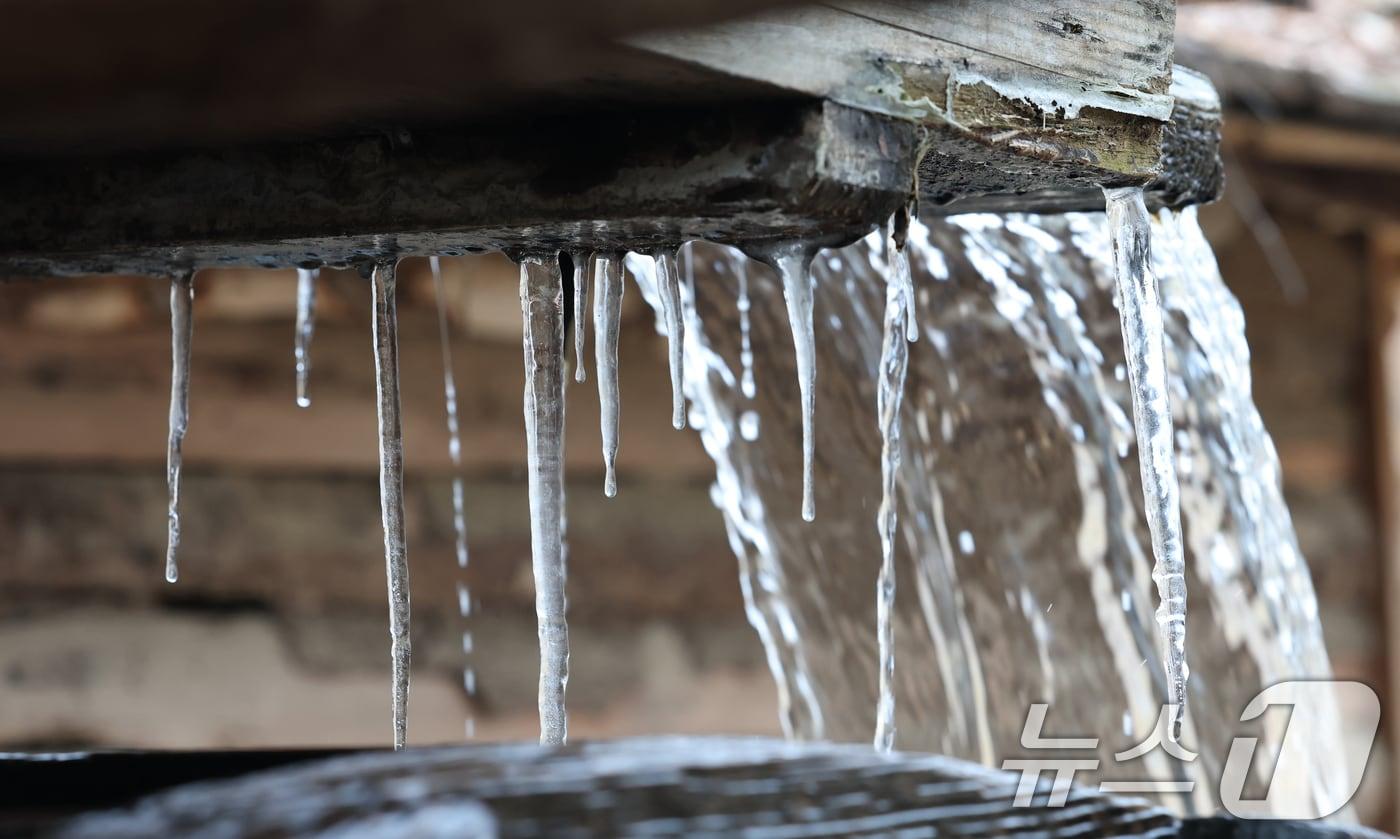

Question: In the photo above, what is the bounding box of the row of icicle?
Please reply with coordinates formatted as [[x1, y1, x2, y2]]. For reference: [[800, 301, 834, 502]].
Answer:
[[156, 183, 1187, 750]]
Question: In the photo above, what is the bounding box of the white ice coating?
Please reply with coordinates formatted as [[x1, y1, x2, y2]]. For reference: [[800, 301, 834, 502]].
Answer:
[[520, 254, 570, 745], [371, 260, 412, 751], [766, 245, 818, 522], [1104, 186, 1188, 741], [164, 271, 194, 584], [652, 250, 687, 430], [572, 252, 590, 384], [593, 253, 625, 498], [874, 244, 911, 753], [430, 257, 476, 730], [294, 267, 318, 408]]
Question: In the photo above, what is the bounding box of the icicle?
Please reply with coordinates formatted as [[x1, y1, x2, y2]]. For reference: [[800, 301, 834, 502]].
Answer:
[[430, 256, 475, 736], [164, 270, 194, 584], [874, 255, 911, 753], [651, 249, 686, 430], [737, 255, 757, 400], [294, 267, 318, 408], [593, 252, 625, 498], [1104, 186, 1188, 741], [762, 245, 818, 522], [572, 252, 590, 384], [891, 207, 918, 343], [371, 259, 412, 751], [520, 253, 570, 745]]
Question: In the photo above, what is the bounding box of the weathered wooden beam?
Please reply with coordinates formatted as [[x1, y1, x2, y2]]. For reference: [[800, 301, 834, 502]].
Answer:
[[41, 738, 1180, 837], [0, 100, 914, 277], [21, 739, 1386, 838], [0, 2, 1222, 277]]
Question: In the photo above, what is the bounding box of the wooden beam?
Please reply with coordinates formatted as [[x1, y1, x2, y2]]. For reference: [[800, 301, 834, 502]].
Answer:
[[1369, 222, 1400, 833], [0, 3, 1223, 278], [37, 737, 1181, 837]]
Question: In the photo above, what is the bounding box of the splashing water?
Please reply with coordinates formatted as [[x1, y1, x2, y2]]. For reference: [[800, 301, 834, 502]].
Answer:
[[1104, 186, 1189, 741], [652, 250, 687, 430], [520, 254, 570, 745], [294, 267, 318, 408], [371, 260, 411, 750], [675, 211, 1346, 815], [572, 252, 590, 384], [757, 244, 817, 522], [430, 256, 476, 737], [593, 253, 625, 499], [873, 239, 911, 752], [164, 271, 194, 584]]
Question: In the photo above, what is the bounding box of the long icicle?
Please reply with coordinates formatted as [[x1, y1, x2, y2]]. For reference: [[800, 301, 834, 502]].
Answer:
[[520, 254, 570, 745], [594, 253, 625, 498], [874, 251, 911, 752], [371, 259, 412, 750], [430, 256, 476, 738], [572, 252, 590, 384], [652, 249, 686, 430], [1104, 186, 1188, 741], [294, 267, 318, 408], [891, 207, 918, 343], [164, 270, 195, 584], [768, 246, 818, 522]]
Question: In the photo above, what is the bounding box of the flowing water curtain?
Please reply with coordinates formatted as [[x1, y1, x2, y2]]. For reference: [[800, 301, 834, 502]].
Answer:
[[676, 212, 1345, 817]]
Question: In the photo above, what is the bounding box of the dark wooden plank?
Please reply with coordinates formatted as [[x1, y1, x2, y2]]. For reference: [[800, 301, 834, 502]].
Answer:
[[41, 737, 1182, 838]]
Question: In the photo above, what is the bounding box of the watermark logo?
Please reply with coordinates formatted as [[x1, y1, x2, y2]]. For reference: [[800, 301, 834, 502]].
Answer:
[[999, 680, 1378, 819]]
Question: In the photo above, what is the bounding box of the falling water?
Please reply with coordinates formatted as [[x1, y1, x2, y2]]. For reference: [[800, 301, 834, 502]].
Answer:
[[593, 253, 625, 498], [758, 245, 817, 522], [1104, 186, 1189, 741], [520, 254, 570, 745], [873, 239, 911, 753], [737, 259, 757, 400], [572, 252, 590, 384], [294, 267, 318, 408], [674, 211, 1346, 815], [164, 270, 194, 584], [370, 259, 412, 751], [430, 256, 476, 736], [652, 250, 687, 430]]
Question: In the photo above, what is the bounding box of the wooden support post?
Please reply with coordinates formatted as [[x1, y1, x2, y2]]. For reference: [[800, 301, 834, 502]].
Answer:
[[1370, 222, 1400, 833]]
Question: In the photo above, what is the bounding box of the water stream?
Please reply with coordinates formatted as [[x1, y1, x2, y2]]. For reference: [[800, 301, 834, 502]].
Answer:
[[653, 209, 1344, 814], [430, 257, 477, 737]]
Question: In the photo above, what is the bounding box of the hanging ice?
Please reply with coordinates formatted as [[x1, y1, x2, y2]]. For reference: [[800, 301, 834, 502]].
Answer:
[[520, 253, 570, 745], [430, 256, 475, 734], [371, 259, 412, 750], [891, 207, 918, 343], [593, 253, 625, 498], [763, 244, 818, 522], [1104, 186, 1189, 740], [294, 267, 318, 408], [874, 248, 911, 752], [572, 252, 590, 384], [164, 270, 194, 584], [652, 249, 686, 430]]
